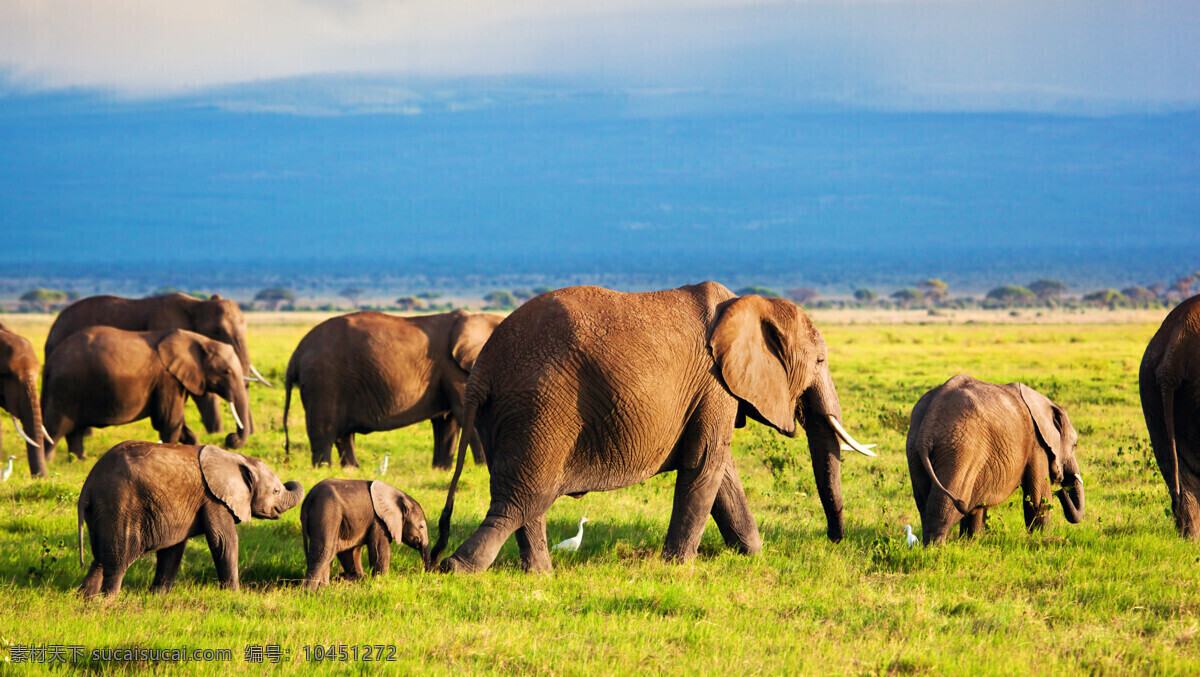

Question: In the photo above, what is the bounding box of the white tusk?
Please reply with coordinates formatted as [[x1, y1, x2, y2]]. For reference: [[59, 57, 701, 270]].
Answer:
[[249, 365, 272, 387], [229, 402, 245, 431], [840, 443, 877, 453], [42, 424, 53, 441], [826, 415, 876, 457], [11, 415, 37, 447], [243, 376, 256, 382]]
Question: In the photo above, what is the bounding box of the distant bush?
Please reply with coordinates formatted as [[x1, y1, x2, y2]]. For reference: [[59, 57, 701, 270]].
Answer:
[[483, 290, 517, 310], [984, 285, 1034, 308], [19, 288, 72, 313], [253, 287, 294, 311], [735, 286, 779, 298]]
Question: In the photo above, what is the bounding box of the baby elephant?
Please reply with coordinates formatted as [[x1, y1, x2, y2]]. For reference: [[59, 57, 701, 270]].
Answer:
[[78, 441, 304, 598], [301, 479, 430, 589], [907, 375, 1085, 545]]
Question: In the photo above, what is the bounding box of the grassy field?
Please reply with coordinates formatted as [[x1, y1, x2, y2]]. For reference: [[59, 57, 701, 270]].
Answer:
[[0, 311, 1195, 674]]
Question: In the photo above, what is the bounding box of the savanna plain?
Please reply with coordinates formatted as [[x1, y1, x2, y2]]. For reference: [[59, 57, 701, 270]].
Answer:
[[0, 310, 1196, 675]]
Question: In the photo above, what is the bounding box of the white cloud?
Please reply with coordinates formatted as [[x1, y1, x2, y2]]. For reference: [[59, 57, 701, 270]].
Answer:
[[1, 0, 1197, 112]]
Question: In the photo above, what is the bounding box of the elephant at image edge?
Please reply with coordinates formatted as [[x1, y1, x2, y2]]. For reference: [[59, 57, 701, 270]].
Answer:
[[431, 282, 876, 573], [1140, 293, 1200, 538], [284, 310, 502, 468], [906, 374, 1085, 545], [44, 293, 270, 435], [42, 327, 253, 459], [0, 322, 47, 477], [77, 441, 304, 598]]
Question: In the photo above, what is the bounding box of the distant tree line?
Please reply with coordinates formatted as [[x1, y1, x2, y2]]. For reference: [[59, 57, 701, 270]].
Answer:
[[9, 273, 1198, 314]]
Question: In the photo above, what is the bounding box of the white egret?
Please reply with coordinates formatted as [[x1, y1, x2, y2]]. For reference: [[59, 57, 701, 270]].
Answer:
[[903, 524, 919, 548], [1, 456, 15, 482], [552, 517, 589, 552], [377, 453, 390, 476]]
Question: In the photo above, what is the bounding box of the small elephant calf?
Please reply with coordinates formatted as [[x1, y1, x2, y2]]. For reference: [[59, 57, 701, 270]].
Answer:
[[301, 479, 430, 589], [78, 441, 304, 598], [907, 375, 1086, 545]]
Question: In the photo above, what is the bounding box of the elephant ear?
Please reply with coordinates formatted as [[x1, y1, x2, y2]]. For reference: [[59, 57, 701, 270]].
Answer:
[[449, 313, 503, 372], [1015, 384, 1065, 478], [709, 295, 797, 435], [369, 481, 410, 543], [198, 444, 252, 524], [156, 330, 206, 396]]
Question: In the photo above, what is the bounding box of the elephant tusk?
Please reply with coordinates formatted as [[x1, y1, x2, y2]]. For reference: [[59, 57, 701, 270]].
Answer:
[[42, 424, 54, 441], [826, 415, 876, 457], [249, 365, 272, 387], [11, 415, 37, 447], [840, 443, 876, 453], [229, 402, 245, 431]]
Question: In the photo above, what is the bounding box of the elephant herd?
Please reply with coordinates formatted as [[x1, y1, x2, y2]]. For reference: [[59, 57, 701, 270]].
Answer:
[[0, 284, 1197, 597]]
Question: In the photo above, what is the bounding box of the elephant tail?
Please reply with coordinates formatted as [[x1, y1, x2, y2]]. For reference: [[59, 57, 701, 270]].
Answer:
[[918, 440, 971, 515], [430, 397, 480, 569], [283, 358, 297, 458], [77, 493, 87, 569]]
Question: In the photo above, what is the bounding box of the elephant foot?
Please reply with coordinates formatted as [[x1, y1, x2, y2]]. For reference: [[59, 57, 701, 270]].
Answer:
[[437, 555, 481, 574]]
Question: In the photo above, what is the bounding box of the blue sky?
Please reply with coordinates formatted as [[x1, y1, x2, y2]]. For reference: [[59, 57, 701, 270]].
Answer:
[[2, 0, 1198, 114]]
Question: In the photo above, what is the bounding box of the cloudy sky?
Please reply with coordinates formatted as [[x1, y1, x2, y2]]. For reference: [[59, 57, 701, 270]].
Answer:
[[2, 0, 1198, 112]]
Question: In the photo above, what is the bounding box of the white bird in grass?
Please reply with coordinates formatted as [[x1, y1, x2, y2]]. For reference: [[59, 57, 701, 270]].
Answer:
[[377, 453, 390, 476], [903, 524, 918, 548], [2, 456, 15, 482], [552, 517, 589, 552]]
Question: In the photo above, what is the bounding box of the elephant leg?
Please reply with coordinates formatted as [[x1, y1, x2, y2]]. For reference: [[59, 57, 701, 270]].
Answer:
[[921, 492, 959, 546], [79, 561, 104, 598], [366, 525, 392, 577], [514, 513, 553, 574], [151, 541, 187, 592], [303, 534, 337, 591], [441, 505, 526, 574], [100, 561, 130, 597], [66, 430, 86, 460], [430, 414, 456, 469], [338, 546, 365, 581], [709, 462, 762, 555], [193, 392, 224, 434], [662, 462, 725, 562], [1022, 469, 1052, 532], [959, 508, 986, 539], [335, 434, 359, 469], [202, 507, 240, 590]]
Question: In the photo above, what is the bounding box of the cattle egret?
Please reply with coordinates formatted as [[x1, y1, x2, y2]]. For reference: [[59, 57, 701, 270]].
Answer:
[[377, 453, 390, 476], [1, 456, 14, 482], [904, 524, 918, 548], [552, 517, 589, 552]]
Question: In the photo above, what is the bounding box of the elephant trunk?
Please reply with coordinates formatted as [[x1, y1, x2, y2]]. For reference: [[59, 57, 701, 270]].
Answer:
[[277, 481, 305, 514], [801, 369, 847, 543], [420, 544, 432, 572], [223, 384, 252, 450], [1055, 461, 1086, 524]]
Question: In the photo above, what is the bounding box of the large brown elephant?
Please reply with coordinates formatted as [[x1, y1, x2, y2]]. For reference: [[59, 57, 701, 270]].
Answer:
[[431, 283, 876, 574], [0, 322, 47, 477], [42, 327, 252, 458], [77, 441, 304, 598], [1140, 294, 1200, 537], [284, 310, 503, 468], [44, 293, 269, 434], [906, 375, 1085, 545]]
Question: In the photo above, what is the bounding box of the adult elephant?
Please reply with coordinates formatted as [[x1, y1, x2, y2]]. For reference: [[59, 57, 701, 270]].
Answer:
[[284, 310, 503, 468], [431, 283, 876, 573], [44, 293, 270, 434], [0, 322, 47, 477], [1140, 293, 1200, 538], [42, 328, 252, 458]]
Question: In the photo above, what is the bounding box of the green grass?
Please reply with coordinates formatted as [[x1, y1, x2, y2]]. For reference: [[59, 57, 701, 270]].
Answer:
[[1, 314, 1197, 674]]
